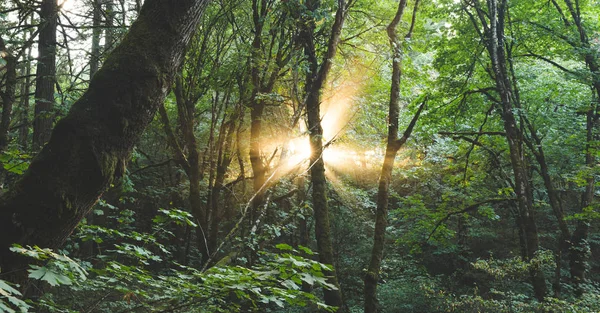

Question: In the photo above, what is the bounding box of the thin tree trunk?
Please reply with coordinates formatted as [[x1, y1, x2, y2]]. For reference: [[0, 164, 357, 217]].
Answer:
[[0, 36, 17, 152], [104, 0, 115, 53], [0, 0, 210, 286], [18, 18, 34, 149], [160, 74, 210, 264], [522, 116, 569, 297], [208, 108, 237, 255], [90, 0, 102, 78], [559, 0, 600, 293], [248, 0, 290, 224], [570, 100, 595, 294], [32, 0, 58, 150], [364, 1, 422, 311]]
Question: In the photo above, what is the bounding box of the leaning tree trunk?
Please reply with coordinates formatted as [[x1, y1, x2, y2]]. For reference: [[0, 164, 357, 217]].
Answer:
[[32, 0, 58, 151], [363, 1, 424, 311], [0, 0, 210, 286]]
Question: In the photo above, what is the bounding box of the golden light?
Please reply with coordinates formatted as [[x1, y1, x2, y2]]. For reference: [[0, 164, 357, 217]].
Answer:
[[321, 81, 360, 144], [286, 139, 311, 168], [280, 76, 366, 175], [276, 63, 386, 183]]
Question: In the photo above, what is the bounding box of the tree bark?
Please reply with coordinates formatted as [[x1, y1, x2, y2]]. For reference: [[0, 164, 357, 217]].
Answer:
[[32, 0, 58, 150], [248, 0, 290, 225], [483, 0, 547, 301], [104, 0, 116, 53], [559, 0, 600, 293], [0, 36, 17, 152], [90, 0, 102, 78], [19, 19, 34, 149], [299, 0, 348, 310], [0, 0, 209, 285], [364, 1, 423, 311]]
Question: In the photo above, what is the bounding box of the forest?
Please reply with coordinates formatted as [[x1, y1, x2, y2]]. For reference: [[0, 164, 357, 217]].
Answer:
[[0, 0, 599, 312]]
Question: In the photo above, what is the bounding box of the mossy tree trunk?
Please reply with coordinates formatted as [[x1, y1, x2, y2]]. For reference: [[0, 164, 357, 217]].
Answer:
[[0, 0, 209, 285], [298, 0, 349, 310]]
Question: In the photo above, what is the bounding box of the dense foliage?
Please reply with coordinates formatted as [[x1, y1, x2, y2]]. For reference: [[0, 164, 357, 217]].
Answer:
[[1, 0, 600, 312]]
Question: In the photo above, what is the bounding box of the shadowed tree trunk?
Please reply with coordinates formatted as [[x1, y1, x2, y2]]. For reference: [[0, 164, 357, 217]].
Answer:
[[521, 114, 569, 297], [248, 0, 290, 226], [157, 9, 235, 264], [0, 0, 210, 285], [469, 0, 547, 300], [32, 0, 58, 150], [18, 33, 33, 150], [559, 0, 600, 294], [298, 0, 350, 310], [90, 0, 102, 78], [363, 2, 423, 310], [158, 76, 208, 264], [0, 36, 17, 153], [208, 104, 239, 255], [363, 1, 422, 311]]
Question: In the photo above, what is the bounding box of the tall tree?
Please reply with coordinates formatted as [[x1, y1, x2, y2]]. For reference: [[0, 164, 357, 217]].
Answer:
[[0, 0, 210, 285], [248, 0, 291, 226], [158, 7, 235, 264], [364, 1, 424, 311], [0, 36, 17, 153], [558, 0, 600, 293], [89, 0, 102, 78], [298, 0, 351, 310], [32, 0, 58, 150], [463, 0, 547, 300]]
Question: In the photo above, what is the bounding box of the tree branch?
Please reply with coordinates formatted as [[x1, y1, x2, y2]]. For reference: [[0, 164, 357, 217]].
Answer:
[[425, 198, 515, 242]]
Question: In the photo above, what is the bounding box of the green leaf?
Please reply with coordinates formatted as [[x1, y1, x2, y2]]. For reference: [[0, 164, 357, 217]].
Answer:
[[297, 245, 314, 255], [275, 243, 293, 251], [0, 280, 21, 297], [28, 265, 72, 287], [281, 279, 300, 290]]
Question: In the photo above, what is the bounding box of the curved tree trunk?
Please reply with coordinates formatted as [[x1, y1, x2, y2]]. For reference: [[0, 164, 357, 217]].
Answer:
[[363, 1, 423, 311], [0, 0, 210, 285]]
